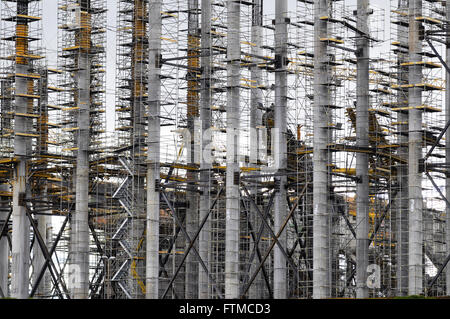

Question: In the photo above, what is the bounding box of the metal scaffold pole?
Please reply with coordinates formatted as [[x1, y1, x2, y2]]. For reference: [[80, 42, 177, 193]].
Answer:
[[146, 0, 162, 300], [274, 0, 288, 299], [408, 0, 424, 296], [313, 0, 331, 299], [225, 0, 241, 299], [355, 0, 370, 299]]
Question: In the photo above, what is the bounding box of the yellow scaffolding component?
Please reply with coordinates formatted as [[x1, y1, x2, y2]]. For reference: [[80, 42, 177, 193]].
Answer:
[[320, 37, 344, 44], [15, 24, 28, 64], [15, 132, 39, 138]]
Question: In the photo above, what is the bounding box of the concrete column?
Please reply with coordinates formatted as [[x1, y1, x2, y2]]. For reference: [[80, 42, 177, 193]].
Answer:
[[0, 184, 10, 297], [146, 0, 162, 299], [33, 68, 52, 298], [274, 0, 288, 299], [225, 0, 241, 299], [185, 0, 199, 299], [68, 2, 91, 298], [130, 0, 147, 299], [313, 0, 331, 299], [11, 161, 29, 299], [394, 0, 409, 296], [199, 0, 212, 299], [355, 0, 370, 299], [11, 1, 32, 298], [408, 0, 423, 296], [248, 0, 264, 299]]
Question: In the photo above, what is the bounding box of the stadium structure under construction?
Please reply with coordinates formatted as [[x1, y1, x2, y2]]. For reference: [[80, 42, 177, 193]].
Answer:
[[1, 0, 450, 299]]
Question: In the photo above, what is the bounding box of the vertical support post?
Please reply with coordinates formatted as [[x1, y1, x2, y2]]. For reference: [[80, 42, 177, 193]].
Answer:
[[130, 0, 147, 299], [313, 0, 331, 299], [225, 0, 241, 299], [146, 0, 162, 300], [33, 212, 51, 298], [199, 0, 212, 299], [408, 0, 423, 296], [446, 0, 450, 296], [394, 0, 409, 297], [11, 0, 32, 299], [248, 0, 264, 299], [185, 0, 199, 299], [0, 185, 10, 297], [274, 0, 288, 299], [33, 68, 52, 299], [68, 0, 91, 299], [313, 0, 330, 299], [355, 0, 370, 299]]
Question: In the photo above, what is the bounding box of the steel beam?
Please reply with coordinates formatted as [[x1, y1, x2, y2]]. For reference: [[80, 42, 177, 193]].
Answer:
[[30, 215, 69, 298], [240, 191, 276, 297], [242, 185, 299, 279], [240, 198, 273, 298], [24, 205, 68, 298], [32, 208, 51, 298], [161, 189, 224, 299], [240, 184, 306, 298]]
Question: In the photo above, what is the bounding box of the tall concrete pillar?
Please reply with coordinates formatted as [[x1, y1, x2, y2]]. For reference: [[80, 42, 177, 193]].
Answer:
[[146, 0, 162, 299], [11, 0, 33, 299], [274, 0, 288, 299], [68, 0, 91, 299], [0, 184, 10, 297], [355, 0, 370, 299], [129, 0, 148, 299], [199, 0, 212, 299], [225, 0, 241, 299], [185, 0, 200, 299], [248, 0, 264, 299], [408, 0, 423, 296], [313, 0, 331, 299], [394, 0, 409, 297]]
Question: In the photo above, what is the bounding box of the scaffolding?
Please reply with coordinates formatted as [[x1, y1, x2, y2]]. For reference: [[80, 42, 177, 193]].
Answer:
[[2, 0, 450, 300]]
